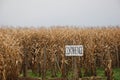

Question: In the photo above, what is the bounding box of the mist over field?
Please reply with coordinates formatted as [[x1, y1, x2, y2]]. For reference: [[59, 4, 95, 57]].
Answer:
[[0, 0, 120, 27]]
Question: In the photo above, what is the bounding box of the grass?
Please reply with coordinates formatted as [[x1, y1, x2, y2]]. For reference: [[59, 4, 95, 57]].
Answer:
[[96, 68, 105, 77], [96, 68, 120, 80], [27, 70, 38, 78], [20, 68, 120, 80], [113, 68, 120, 80]]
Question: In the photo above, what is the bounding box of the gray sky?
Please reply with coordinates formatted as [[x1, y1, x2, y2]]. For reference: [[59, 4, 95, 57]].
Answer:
[[0, 0, 120, 27]]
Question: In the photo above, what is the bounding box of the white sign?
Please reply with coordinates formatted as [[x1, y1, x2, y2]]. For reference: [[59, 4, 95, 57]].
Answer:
[[65, 45, 83, 56]]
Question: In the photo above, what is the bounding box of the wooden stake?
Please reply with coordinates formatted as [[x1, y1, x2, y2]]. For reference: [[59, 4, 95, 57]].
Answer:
[[116, 45, 119, 67], [73, 57, 78, 80], [23, 51, 27, 77], [42, 47, 47, 80]]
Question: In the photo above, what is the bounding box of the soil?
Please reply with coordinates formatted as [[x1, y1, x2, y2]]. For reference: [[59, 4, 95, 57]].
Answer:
[[17, 77, 105, 80], [48, 78, 68, 80], [17, 77, 68, 80], [17, 77, 41, 80]]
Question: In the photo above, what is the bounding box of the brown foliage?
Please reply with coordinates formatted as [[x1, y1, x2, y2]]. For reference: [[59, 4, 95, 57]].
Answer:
[[0, 26, 120, 79]]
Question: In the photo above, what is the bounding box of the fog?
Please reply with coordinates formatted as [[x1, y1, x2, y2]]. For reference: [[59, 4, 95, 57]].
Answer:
[[0, 0, 120, 27]]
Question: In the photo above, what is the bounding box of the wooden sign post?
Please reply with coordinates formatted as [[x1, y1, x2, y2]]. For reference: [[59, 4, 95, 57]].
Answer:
[[65, 45, 83, 80]]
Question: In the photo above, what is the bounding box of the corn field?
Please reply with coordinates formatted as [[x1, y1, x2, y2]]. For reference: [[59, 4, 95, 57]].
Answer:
[[0, 26, 120, 80]]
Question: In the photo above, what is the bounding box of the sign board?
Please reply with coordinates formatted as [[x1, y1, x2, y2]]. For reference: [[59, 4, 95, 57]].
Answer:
[[65, 45, 83, 56]]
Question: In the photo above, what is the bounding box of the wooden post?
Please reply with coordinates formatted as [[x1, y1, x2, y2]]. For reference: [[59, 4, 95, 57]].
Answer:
[[61, 45, 67, 79], [78, 57, 82, 78], [73, 57, 78, 80], [91, 55, 97, 76], [23, 50, 27, 77], [61, 63, 66, 78], [42, 47, 47, 80], [38, 62, 41, 77], [116, 45, 119, 67], [61, 54, 67, 79], [94, 54, 97, 76], [55, 53, 61, 74], [51, 61, 56, 77], [51, 53, 57, 77], [44, 46, 47, 80]]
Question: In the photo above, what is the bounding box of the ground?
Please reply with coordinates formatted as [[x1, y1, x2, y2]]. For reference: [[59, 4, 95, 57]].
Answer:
[[19, 68, 120, 80]]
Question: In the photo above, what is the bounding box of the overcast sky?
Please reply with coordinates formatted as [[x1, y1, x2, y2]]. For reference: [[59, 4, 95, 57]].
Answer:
[[0, 0, 120, 27]]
